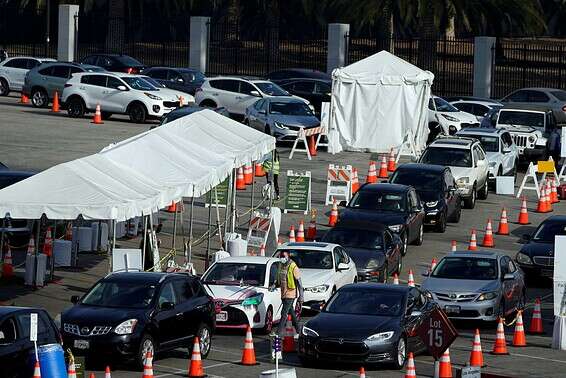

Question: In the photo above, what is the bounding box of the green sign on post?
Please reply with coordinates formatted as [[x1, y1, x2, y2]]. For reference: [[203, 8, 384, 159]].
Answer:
[[205, 177, 230, 208], [284, 170, 311, 214]]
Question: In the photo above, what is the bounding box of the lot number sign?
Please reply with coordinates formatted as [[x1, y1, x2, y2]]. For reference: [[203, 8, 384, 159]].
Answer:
[[284, 170, 311, 214], [416, 308, 458, 359]]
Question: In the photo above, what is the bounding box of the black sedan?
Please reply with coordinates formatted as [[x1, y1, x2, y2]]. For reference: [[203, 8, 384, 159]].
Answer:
[[143, 67, 206, 95], [515, 215, 566, 279], [389, 164, 462, 232], [61, 272, 216, 368], [321, 221, 402, 282], [299, 284, 435, 369], [339, 183, 425, 254], [278, 78, 331, 116]]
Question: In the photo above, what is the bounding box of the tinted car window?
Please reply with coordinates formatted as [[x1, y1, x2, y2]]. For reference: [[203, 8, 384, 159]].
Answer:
[[81, 75, 107, 87], [253, 99, 265, 110], [239, 81, 256, 95], [172, 279, 193, 303], [506, 90, 528, 102], [97, 56, 114, 68], [148, 69, 168, 80], [106, 76, 124, 89], [391, 169, 442, 191], [169, 71, 184, 82], [0, 317, 17, 344], [27, 59, 42, 69], [69, 66, 83, 75], [4, 58, 28, 69], [454, 103, 473, 113], [293, 81, 315, 93], [115, 55, 143, 66], [210, 79, 239, 92], [190, 280, 206, 297], [16, 313, 49, 339], [528, 90, 550, 102], [38, 66, 53, 76], [269, 262, 279, 286], [158, 282, 177, 307], [51, 65, 70, 78], [551, 90, 566, 101], [314, 82, 330, 94], [82, 56, 97, 65], [501, 132, 513, 147]]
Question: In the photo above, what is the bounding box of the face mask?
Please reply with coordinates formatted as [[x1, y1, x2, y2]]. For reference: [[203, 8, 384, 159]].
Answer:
[[280, 257, 288, 264]]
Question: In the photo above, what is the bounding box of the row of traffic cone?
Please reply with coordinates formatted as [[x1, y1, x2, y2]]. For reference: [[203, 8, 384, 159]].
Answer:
[[236, 162, 266, 190], [288, 218, 317, 243], [4, 227, 56, 280], [536, 179, 560, 213]]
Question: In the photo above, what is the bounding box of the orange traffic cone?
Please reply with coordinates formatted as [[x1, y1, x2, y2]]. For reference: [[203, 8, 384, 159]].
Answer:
[[282, 314, 296, 352], [289, 225, 296, 243], [387, 148, 396, 172], [307, 217, 317, 240], [255, 162, 265, 177], [359, 367, 366, 378], [20, 92, 29, 104], [407, 269, 415, 287], [468, 229, 478, 251], [513, 310, 527, 346], [239, 325, 259, 365], [404, 352, 416, 378], [481, 219, 495, 247], [378, 156, 388, 179], [551, 179, 559, 203], [491, 317, 509, 355], [43, 227, 53, 256], [51, 91, 60, 112], [496, 208, 509, 235], [92, 104, 103, 124], [469, 329, 484, 367], [328, 198, 338, 227], [366, 161, 377, 184], [297, 221, 305, 242], [89, 374, 95, 378], [2, 245, 14, 279], [439, 348, 453, 378], [529, 298, 544, 334], [104, 366, 111, 378], [518, 197, 529, 225], [308, 135, 317, 157], [430, 258, 438, 273], [33, 360, 41, 378], [67, 359, 77, 378], [236, 167, 246, 190], [188, 337, 205, 377], [392, 273, 399, 285], [142, 351, 154, 378], [259, 244, 266, 256], [179, 95, 185, 107], [244, 163, 253, 185], [351, 168, 360, 194], [451, 240, 457, 252]]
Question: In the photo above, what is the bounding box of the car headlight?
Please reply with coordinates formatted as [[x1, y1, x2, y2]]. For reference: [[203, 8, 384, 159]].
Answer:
[[114, 319, 138, 335], [366, 331, 394, 343], [242, 293, 264, 306], [273, 121, 288, 130], [477, 291, 498, 301], [424, 291, 433, 299], [442, 114, 459, 122], [388, 224, 403, 233], [516, 252, 533, 265], [305, 284, 330, 293], [425, 201, 438, 208], [456, 177, 470, 186], [528, 136, 536, 143], [144, 92, 162, 100], [302, 325, 319, 337], [366, 259, 381, 269]]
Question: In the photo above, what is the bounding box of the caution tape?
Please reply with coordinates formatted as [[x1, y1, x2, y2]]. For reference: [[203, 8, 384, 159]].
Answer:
[[502, 309, 523, 327]]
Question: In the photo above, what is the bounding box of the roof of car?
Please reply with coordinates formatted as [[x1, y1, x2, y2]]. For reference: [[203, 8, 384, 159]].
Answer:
[[331, 220, 387, 233], [341, 282, 411, 293], [395, 163, 447, 173], [511, 87, 564, 92], [37, 61, 101, 70], [3, 57, 55, 61], [499, 104, 554, 113], [449, 250, 503, 258], [147, 67, 201, 72], [0, 306, 46, 316], [104, 271, 190, 283], [277, 242, 338, 251], [445, 96, 502, 103], [457, 128, 506, 136], [279, 78, 331, 84], [358, 183, 410, 193], [543, 215, 566, 223], [429, 137, 477, 149], [264, 96, 306, 103], [211, 256, 279, 264]]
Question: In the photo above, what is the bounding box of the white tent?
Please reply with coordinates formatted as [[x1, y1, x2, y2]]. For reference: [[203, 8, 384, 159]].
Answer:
[[330, 50, 434, 153]]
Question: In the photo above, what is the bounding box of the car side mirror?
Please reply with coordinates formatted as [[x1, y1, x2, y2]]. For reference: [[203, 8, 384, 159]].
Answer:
[[250, 90, 261, 97], [522, 234, 531, 242], [258, 109, 266, 115], [421, 269, 430, 277], [410, 310, 422, 317], [338, 200, 347, 207], [71, 295, 80, 304], [177, 78, 184, 83], [117, 85, 127, 91], [160, 301, 175, 311], [503, 273, 514, 281], [337, 263, 349, 271]]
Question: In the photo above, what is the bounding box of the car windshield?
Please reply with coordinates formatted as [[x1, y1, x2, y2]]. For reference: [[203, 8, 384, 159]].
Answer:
[[254, 82, 288, 96], [349, 191, 406, 212], [323, 229, 383, 250], [202, 263, 266, 286], [434, 97, 459, 112], [325, 289, 403, 316], [143, 76, 165, 88], [116, 55, 143, 66], [269, 101, 312, 116], [81, 281, 156, 308], [432, 257, 497, 280], [390, 170, 442, 192], [278, 249, 333, 270], [498, 111, 544, 128], [420, 147, 472, 167], [532, 222, 566, 242], [552, 90, 566, 101], [463, 135, 499, 152], [121, 77, 158, 91]]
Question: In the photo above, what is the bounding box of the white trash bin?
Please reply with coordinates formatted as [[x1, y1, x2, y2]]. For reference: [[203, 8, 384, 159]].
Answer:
[[227, 234, 247, 257], [259, 368, 297, 378], [24, 253, 47, 287]]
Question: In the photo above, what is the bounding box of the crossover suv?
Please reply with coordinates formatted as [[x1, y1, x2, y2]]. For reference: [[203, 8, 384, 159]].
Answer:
[[0, 56, 55, 96], [62, 72, 190, 123], [23, 62, 104, 108], [61, 272, 215, 368], [80, 54, 145, 74], [428, 95, 479, 135], [144, 67, 205, 95], [419, 137, 489, 209]]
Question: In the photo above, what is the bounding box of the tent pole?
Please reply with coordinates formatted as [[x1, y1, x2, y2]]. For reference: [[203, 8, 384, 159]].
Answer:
[[270, 150, 275, 208], [172, 204, 178, 251], [223, 173, 231, 243], [0, 217, 5, 266], [34, 219, 40, 287], [187, 197, 195, 264], [250, 161, 256, 226], [231, 168, 237, 233], [142, 215, 148, 269], [110, 219, 116, 273], [205, 193, 213, 270], [97, 220, 102, 253], [214, 187, 223, 247], [179, 204, 184, 259], [50, 220, 57, 282]]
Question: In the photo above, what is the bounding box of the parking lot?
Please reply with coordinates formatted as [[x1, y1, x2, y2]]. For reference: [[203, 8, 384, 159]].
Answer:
[[1, 93, 565, 377]]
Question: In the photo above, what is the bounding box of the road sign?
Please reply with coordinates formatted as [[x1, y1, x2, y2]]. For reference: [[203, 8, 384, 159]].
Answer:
[[416, 307, 458, 359], [284, 170, 311, 214], [30, 313, 38, 342], [205, 177, 230, 208]]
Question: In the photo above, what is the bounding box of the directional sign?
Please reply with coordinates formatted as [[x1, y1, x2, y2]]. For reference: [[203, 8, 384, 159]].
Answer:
[[416, 307, 458, 359], [30, 313, 38, 342]]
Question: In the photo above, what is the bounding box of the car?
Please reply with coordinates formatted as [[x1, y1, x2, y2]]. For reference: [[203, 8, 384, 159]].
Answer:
[[200, 256, 287, 333], [321, 221, 403, 283], [266, 68, 331, 83], [273, 242, 357, 310], [448, 98, 504, 121], [80, 54, 145, 74], [515, 215, 566, 280], [62, 72, 190, 123], [278, 78, 331, 116], [157, 105, 229, 127], [428, 95, 479, 135], [195, 76, 310, 117], [298, 283, 435, 369], [389, 164, 462, 232], [419, 137, 489, 209], [0, 307, 62, 378], [338, 183, 425, 254], [143, 67, 206, 95], [22, 62, 105, 108], [244, 96, 320, 141], [421, 250, 526, 322], [456, 128, 519, 185], [500, 87, 566, 123], [0, 56, 55, 96], [61, 272, 215, 368], [0, 166, 34, 246]]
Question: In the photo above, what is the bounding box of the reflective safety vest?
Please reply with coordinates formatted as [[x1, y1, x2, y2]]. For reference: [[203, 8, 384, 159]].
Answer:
[[286, 262, 297, 289]]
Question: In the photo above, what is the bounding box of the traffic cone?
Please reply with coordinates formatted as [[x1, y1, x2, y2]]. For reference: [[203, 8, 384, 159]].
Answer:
[[328, 198, 338, 227], [67, 359, 77, 378], [308, 135, 317, 157], [469, 329, 484, 367], [27, 235, 36, 254], [166, 201, 182, 213], [468, 229, 478, 251], [89, 374, 95, 378], [33, 361, 41, 378], [407, 269, 415, 287], [2, 245, 13, 279], [366, 161, 377, 184], [288, 225, 296, 243], [451, 240, 457, 252], [351, 168, 360, 194], [392, 273, 399, 285], [282, 314, 296, 352], [255, 162, 265, 177], [20, 93, 29, 104], [513, 310, 527, 346], [51, 91, 60, 112], [481, 219, 495, 248], [551, 179, 559, 203], [404, 352, 416, 378], [529, 298, 544, 334], [188, 337, 205, 377], [244, 163, 253, 185], [307, 218, 317, 240], [496, 208, 509, 235], [104, 366, 111, 378], [236, 167, 246, 190], [91, 104, 103, 124], [43, 227, 53, 256], [378, 156, 388, 179], [518, 197, 529, 225], [65, 222, 73, 241], [142, 351, 154, 378], [430, 258, 438, 273], [439, 348, 453, 378], [297, 221, 305, 242], [259, 244, 266, 256], [387, 148, 396, 172], [491, 317, 509, 355], [239, 325, 259, 365], [359, 367, 366, 378]]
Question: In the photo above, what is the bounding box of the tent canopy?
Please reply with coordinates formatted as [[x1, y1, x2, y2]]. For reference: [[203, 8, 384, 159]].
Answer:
[[0, 110, 275, 221], [330, 50, 434, 153]]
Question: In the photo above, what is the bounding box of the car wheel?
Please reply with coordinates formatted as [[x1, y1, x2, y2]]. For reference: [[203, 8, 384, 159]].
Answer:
[[412, 224, 424, 245], [463, 185, 476, 209], [449, 202, 462, 223], [67, 97, 85, 118], [261, 306, 274, 334], [401, 233, 408, 256], [478, 181, 489, 200], [101, 111, 112, 120], [128, 103, 147, 123], [136, 334, 155, 370], [194, 323, 212, 359], [0, 78, 9, 96], [391, 336, 407, 370], [31, 88, 48, 108], [435, 212, 447, 233]]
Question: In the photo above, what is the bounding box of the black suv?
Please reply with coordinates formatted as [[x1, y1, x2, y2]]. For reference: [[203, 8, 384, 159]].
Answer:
[[0, 307, 61, 378], [61, 272, 215, 368], [80, 54, 145, 74]]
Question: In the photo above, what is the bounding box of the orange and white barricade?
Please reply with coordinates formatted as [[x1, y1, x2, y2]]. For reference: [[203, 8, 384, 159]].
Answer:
[[289, 126, 324, 160], [325, 164, 352, 205], [246, 209, 273, 256]]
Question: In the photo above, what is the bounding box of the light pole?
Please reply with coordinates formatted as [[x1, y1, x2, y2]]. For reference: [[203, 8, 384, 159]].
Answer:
[[45, 0, 51, 56]]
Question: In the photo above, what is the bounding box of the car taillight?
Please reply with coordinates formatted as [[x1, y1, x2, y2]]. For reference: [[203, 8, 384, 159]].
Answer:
[[64, 83, 72, 88], [127, 67, 139, 74], [562, 105, 566, 112]]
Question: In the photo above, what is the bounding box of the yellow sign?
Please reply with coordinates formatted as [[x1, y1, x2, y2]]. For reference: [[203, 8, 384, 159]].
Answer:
[[537, 160, 555, 173]]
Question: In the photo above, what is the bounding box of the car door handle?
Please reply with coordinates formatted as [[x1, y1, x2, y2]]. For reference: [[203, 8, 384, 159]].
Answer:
[[235, 96, 242, 100], [212, 93, 218, 96]]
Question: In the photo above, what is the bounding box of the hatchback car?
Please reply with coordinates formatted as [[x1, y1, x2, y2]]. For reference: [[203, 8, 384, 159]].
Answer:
[[80, 54, 145, 74], [0, 56, 55, 96], [143, 67, 205, 95], [61, 272, 215, 368]]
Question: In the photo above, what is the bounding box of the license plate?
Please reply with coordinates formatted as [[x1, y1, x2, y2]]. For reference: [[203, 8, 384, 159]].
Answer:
[[74, 340, 89, 350], [541, 269, 553, 277], [216, 311, 228, 322], [444, 305, 461, 314]]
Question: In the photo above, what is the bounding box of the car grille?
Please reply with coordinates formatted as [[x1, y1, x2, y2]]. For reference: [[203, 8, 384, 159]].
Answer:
[[163, 101, 180, 108], [221, 307, 249, 326], [511, 134, 528, 148], [434, 292, 477, 302], [64, 323, 112, 336], [316, 339, 368, 355], [461, 123, 480, 128], [533, 256, 554, 266], [285, 125, 302, 131]]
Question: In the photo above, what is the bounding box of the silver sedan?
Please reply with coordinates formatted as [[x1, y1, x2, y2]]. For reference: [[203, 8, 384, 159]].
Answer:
[[500, 87, 566, 123]]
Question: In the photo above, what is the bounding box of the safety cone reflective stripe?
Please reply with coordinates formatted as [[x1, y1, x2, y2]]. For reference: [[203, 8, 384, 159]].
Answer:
[[518, 197, 529, 225], [551, 179, 559, 203], [20, 93, 29, 104], [244, 163, 253, 185], [67, 360, 77, 378], [387, 148, 396, 172], [469, 329, 484, 367], [407, 269, 415, 287], [351, 168, 360, 194], [439, 348, 453, 378], [240, 325, 259, 365], [2, 245, 14, 278], [27, 236, 36, 254], [359, 367, 366, 378], [283, 314, 296, 352], [430, 258, 438, 273], [378, 156, 388, 179], [451, 240, 457, 252], [491, 317, 509, 355], [142, 351, 154, 378], [255, 162, 265, 177], [296, 221, 305, 242], [482, 219, 495, 247], [104, 366, 111, 378], [43, 227, 53, 256], [513, 311, 527, 346], [497, 208, 509, 235], [92, 104, 104, 124], [468, 229, 478, 251], [236, 167, 246, 190], [328, 198, 338, 227], [33, 361, 41, 378], [51, 91, 60, 112], [188, 337, 205, 377], [259, 244, 266, 256], [404, 352, 416, 378], [393, 273, 399, 285], [289, 225, 296, 243], [529, 298, 544, 334], [366, 161, 377, 184]]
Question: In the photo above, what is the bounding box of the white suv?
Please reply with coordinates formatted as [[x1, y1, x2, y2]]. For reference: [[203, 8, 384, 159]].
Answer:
[[61, 72, 192, 123], [0, 56, 55, 96], [419, 137, 489, 209], [195, 77, 309, 116]]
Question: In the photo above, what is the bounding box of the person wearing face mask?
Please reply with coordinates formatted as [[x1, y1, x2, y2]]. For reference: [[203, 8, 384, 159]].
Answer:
[[275, 250, 303, 337]]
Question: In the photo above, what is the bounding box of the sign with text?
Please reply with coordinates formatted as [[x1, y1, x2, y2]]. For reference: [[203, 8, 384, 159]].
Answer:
[[457, 366, 480, 378], [554, 236, 566, 316], [205, 177, 230, 208], [30, 313, 37, 342], [284, 170, 311, 214], [416, 307, 458, 359]]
